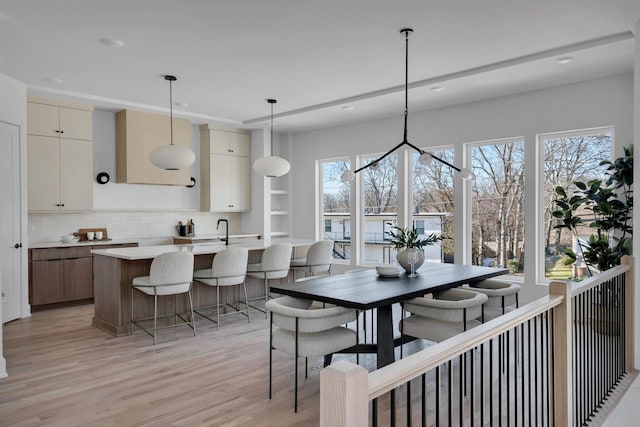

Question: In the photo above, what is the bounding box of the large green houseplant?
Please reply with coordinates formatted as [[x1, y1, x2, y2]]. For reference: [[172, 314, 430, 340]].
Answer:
[[552, 145, 632, 334], [386, 225, 443, 273], [552, 145, 633, 276]]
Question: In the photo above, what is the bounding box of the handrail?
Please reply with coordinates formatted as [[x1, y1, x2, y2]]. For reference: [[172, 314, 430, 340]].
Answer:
[[569, 260, 631, 297], [368, 294, 563, 399]]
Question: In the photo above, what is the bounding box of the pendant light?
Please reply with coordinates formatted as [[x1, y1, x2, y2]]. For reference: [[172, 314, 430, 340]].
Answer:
[[340, 29, 474, 182], [149, 75, 196, 170], [253, 99, 291, 178]]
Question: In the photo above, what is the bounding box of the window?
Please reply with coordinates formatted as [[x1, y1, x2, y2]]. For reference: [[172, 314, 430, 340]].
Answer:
[[412, 148, 454, 263], [470, 139, 525, 274], [361, 154, 398, 264], [320, 159, 351, 260], [540, 129, 613, 281]]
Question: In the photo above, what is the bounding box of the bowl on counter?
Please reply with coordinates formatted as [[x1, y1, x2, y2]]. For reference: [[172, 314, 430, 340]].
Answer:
[[61, 234, 78, 243]]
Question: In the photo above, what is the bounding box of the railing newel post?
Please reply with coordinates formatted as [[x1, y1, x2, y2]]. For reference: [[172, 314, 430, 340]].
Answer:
[[320, 360, 369, 427], [549, 279, 573, 427], [621, 255, 635, 372]]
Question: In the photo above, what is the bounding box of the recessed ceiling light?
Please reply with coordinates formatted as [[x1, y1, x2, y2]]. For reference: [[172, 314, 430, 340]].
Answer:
[[556, 56, 574, 64], [174, 102, 189, 108], [99, 38, 124, 48], [341, 105, 354, 111], [43, 77, 63, 84], [430, 86, 445, 92]]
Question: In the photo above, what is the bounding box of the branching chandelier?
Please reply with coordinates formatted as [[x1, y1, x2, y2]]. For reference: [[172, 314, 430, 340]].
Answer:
[[341, 28, 474, 183]]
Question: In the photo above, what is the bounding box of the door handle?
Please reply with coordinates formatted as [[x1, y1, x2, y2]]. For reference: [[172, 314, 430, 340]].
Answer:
[[14, 243, 22, 249]]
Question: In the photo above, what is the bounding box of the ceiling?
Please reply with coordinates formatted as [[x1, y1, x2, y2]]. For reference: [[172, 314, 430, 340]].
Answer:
[[0, 0, 638, 132]]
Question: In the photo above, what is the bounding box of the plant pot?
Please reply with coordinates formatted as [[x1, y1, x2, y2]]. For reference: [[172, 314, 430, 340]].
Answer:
[[396, 248, 425, 274]]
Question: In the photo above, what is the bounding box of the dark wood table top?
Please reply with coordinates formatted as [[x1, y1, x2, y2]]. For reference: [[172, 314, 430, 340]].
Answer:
[[271, 263, 508, 310]]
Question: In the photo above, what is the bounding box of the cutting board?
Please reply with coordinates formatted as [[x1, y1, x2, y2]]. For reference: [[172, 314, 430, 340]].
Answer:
[[78, 227, 110, 241]]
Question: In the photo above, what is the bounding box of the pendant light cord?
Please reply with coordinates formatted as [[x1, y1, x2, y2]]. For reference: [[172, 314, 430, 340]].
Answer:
[[169, 78, 174, 146], [403, 28, 409, 143], [270, 101, 274, 154]]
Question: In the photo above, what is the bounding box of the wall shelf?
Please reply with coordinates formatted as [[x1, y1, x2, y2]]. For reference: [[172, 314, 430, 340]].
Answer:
[[270, 231, 289, 237], [270, 189, 289, 195], [270, 211, 289, 215]]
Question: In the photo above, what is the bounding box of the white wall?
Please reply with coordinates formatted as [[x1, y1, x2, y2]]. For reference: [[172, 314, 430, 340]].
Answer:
[[0, 72, 28, 377], [289, 74, 634, 305]]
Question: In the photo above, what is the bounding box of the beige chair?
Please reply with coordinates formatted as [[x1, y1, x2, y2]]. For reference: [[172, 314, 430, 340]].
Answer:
[[266, 296, 358, 412], [290, 240, 334, 279], [401, 287, 488, 343], [193, 246, 249, 329], [131, 251, 196, 344], [247, 243, 292, 317], [467, 278, 521, 321]]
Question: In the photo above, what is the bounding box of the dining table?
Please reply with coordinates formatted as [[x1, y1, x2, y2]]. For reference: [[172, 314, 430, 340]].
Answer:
[[270, 262, 508, 368]]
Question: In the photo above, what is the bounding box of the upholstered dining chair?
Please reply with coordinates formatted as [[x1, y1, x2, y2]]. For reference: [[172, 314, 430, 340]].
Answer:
[[467, 278, 521, 321], [400, 287, 488, 344], [266, 296, 358, 412], [193, 246, 249, 329], [289, 240, 334, 279], [247, 243, 292, 317], [130, 251, 196, 344]]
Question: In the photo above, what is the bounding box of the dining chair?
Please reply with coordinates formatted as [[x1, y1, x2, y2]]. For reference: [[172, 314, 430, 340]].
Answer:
[[266, 296, 358, 412], [130, 251, 196, 344], [289, 240, 334, 279], [193, 246, 249, 329], [467, 278, 521, 321], [400, 287, 488, 344], [246, 243, 292, 317]]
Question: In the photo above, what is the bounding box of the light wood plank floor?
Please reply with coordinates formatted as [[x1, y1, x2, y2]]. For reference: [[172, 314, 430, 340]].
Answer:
[[1, 303, 376, 427]]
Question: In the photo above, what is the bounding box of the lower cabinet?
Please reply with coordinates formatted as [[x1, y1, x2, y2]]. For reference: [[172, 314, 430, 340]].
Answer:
[[29, 243, 137, 307]]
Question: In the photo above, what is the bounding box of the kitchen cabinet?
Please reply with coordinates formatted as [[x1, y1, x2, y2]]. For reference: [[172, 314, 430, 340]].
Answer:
[[29, 242, 138, 307], [116, 109, 191, 185], [200, 125, 251, 212], [27, 97, 94, 212]]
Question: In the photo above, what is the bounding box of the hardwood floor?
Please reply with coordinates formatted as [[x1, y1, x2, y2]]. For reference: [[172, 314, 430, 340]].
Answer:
[[1, 303, 370, 427]]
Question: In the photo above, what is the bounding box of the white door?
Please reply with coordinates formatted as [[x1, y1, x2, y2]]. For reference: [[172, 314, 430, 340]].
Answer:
[[0, 121, 23, 322]]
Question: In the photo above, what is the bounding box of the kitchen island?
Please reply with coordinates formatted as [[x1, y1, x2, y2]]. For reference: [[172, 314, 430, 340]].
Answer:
[[91, 238, 315, 336]]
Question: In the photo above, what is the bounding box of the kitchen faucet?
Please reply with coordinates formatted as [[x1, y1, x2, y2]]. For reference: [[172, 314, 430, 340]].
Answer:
[[217, 219, 229, 245]]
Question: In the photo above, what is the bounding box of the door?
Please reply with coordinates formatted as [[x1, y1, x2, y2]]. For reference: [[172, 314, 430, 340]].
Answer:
[[0, 121, 23, 322], [209, 153, 231, 211]]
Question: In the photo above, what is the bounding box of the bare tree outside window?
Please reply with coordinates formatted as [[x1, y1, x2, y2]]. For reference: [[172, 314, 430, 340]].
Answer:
[[471, 141, 525, 273], [542, 132, 612, 279], [321, 159, 351, 260], [413, 149, 455, 262]]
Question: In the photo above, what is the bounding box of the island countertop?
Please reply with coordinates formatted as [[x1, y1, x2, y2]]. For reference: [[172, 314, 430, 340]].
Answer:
[[91, 237, 317, 336], [91, 238, 316, 261]]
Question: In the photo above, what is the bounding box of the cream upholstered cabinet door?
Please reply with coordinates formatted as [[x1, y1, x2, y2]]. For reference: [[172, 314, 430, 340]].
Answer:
[[199, 125, 251, 212], [27, 135, 61, 211], [209, 153, 232, 211], [229, 155, 250, 211], [27, 97, 94, 212], [59, 139, 93, 211]]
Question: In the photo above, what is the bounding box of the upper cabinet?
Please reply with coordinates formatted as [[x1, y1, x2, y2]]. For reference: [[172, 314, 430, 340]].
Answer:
[[115, 109, 191, 185], [27, 97, 94, 212], [200, 125, 251, 212]]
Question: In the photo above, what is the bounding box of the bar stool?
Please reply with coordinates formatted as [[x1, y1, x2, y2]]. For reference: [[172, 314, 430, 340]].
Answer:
[[131, 251, 196, 344], [247, 243, 292, 317], [193, 246, 249, 329], [289, 240, 334, 279]]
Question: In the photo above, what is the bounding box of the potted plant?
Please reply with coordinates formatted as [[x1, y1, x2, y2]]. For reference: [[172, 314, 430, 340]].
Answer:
[[552, 145, 633, 334], [386, 225, 443, 273]]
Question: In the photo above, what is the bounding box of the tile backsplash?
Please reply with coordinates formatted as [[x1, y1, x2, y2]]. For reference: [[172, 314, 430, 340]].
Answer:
[[28, 211, 242, 245]]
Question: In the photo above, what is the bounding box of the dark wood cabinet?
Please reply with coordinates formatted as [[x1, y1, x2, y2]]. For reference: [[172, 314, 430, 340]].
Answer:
[[29, 242, 138, 307]]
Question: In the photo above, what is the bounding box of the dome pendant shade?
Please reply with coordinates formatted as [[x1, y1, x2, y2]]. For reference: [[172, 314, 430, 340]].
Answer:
[[149, 144, 196, 170], [253, 155, 290, 178], [149, 75, 196, 170], [254, 98, 290, 178]]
